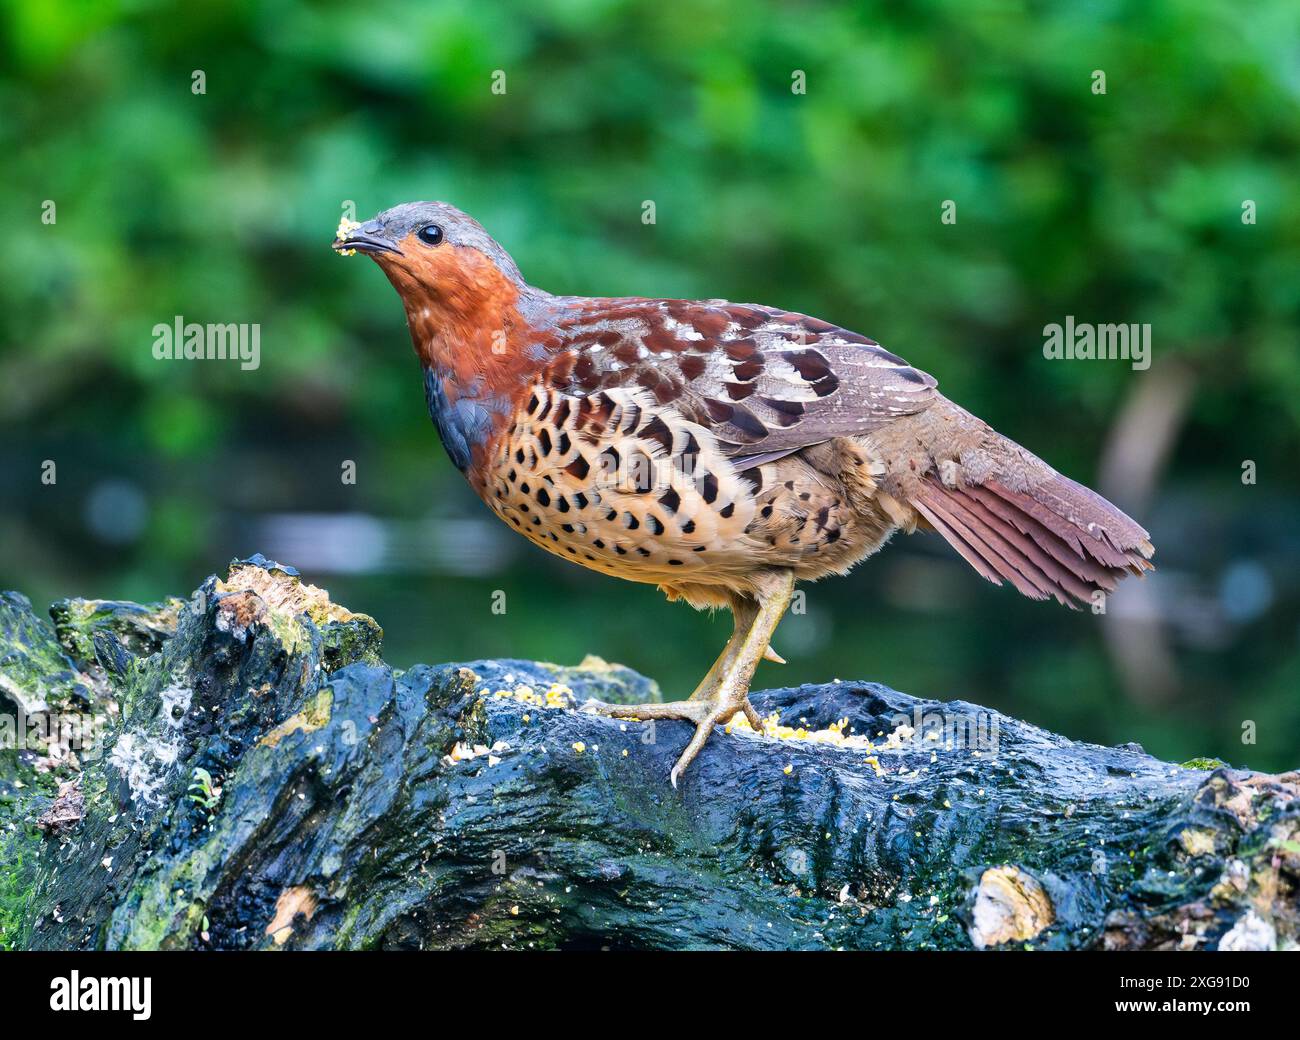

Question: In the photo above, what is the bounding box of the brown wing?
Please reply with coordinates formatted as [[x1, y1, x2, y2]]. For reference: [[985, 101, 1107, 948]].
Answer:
[[538, 297, 937, 463]]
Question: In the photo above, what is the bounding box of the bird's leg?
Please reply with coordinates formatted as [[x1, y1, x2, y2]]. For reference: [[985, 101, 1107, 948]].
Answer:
[[583, 594, 756, 725], [686, 594, 759, 701], [583, 570, 796, 786], [667, 569, 794, 784]]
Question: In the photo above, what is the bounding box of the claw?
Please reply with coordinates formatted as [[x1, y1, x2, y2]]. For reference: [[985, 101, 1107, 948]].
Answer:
[[763, 645, 786, 665]]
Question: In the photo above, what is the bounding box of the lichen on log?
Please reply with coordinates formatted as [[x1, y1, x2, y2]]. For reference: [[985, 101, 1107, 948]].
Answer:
[[1, 556, 1296, 951]]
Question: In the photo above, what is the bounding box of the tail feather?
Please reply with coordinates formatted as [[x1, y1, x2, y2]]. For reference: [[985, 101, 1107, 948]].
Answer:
[[950, 485, 1101, 600], [967, 484, 1129, 585], [912, 495, 1019, 589], [913, 492, 1059, 601], [913, 472, 1154, 609]]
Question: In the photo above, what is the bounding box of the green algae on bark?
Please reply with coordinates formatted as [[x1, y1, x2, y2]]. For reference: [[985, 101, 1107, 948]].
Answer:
[[1, 555, 1296, 951], [0, 590, 95, 950]]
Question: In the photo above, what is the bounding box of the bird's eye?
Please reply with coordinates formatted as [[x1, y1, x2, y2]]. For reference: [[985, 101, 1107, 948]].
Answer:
[[416, 224, 444, 246]]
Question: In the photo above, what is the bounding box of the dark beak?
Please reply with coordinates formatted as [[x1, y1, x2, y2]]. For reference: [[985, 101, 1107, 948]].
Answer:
[[332, 220, 403, 257]]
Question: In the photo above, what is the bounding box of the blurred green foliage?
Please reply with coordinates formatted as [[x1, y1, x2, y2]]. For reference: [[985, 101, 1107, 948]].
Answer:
[[1, 0, 1297, 769]]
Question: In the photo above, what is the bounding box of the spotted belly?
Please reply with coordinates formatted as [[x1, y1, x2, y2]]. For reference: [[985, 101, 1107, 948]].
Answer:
[[481, 384, 894, 588], [482, 385, 767, 583]]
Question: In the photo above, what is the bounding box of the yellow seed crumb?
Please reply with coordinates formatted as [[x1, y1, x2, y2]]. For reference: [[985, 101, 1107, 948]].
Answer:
[[783, 764, 793, 775], [335, 217, 361, 256], [572, 741, 586, 754], [729, 709, 907, 754]]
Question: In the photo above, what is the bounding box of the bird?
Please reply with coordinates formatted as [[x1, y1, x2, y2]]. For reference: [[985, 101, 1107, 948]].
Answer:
[[334, 201, 1154, 786]]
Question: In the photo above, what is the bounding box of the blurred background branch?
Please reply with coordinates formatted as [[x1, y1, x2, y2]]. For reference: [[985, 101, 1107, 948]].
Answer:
[[1098, 359, 1196, 705]]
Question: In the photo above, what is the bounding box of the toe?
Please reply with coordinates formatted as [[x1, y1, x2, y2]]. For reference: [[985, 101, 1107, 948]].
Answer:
[[586, 700, 706, 723], [669, 712, 723, 784]]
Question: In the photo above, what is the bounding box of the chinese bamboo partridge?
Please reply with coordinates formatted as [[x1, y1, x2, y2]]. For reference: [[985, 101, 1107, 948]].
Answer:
[[334, 202, 1154, 786]]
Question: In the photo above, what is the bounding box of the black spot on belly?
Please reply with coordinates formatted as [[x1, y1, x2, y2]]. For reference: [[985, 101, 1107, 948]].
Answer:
[[677, 433, 701, 471], [701, 473, 719, 504], [640, 416, 674, 452], [627, 449, 654, 493]]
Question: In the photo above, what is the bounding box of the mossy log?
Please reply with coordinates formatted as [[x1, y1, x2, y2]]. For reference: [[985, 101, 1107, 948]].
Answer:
[[1, 556, 1295, 951]]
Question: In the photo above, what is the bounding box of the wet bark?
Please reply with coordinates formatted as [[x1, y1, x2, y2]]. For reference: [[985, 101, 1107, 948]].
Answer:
[[1, 556, 1295, 951]]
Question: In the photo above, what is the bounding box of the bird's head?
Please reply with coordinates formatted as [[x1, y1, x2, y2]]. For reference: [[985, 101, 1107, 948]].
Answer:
[[333, 201, 531, 362]]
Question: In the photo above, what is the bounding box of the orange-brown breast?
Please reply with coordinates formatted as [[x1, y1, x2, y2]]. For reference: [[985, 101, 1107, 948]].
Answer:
[[374, 236, 554, 488]]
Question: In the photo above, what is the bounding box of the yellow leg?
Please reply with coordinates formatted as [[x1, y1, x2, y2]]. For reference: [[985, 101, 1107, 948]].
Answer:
[[585, 570, 796, 786], [686, 595, 758, 700]]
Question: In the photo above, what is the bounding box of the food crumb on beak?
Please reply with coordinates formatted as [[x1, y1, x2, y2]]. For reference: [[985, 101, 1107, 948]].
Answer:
[[335, 217, 361, 256]]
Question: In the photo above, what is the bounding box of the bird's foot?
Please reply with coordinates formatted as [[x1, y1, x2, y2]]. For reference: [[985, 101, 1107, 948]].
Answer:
[[583, 690, 765, 788]]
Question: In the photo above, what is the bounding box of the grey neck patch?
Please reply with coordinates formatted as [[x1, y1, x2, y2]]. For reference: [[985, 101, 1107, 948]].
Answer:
[[422, 365, 502, 472]]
